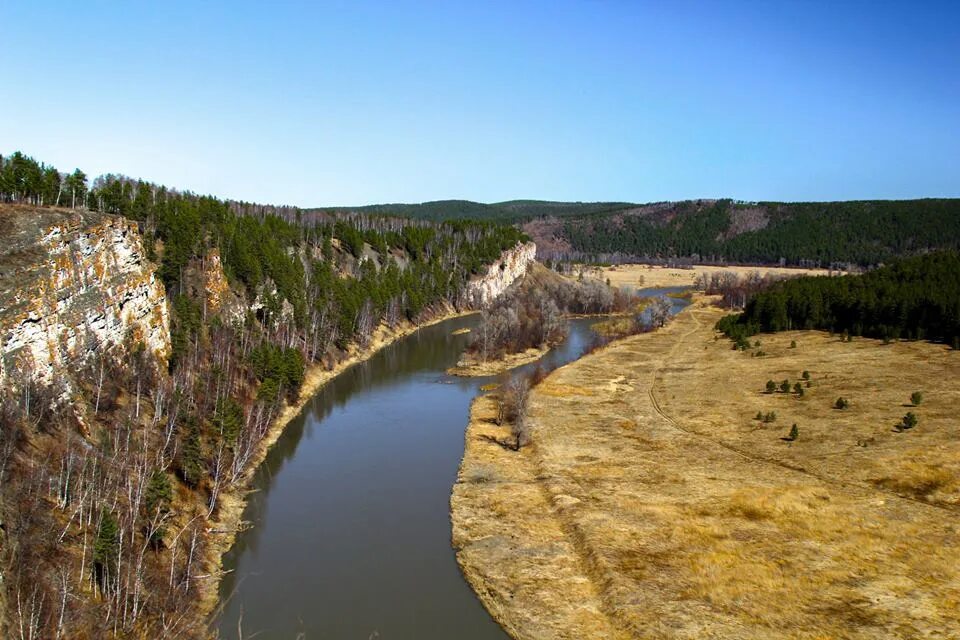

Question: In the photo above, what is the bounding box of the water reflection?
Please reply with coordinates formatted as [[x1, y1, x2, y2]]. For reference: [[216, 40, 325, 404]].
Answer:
[[217, 290, 689, 639]]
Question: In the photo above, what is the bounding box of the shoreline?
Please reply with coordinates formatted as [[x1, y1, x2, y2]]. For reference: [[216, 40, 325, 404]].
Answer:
[[200, 307, 476, 625], [446, 345, 551, 377], [449, 305, 678, 639], [450, 295, 960, 638]]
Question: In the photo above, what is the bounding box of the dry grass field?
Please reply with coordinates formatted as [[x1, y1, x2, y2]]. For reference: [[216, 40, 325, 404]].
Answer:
[[597, 263, 834, 289], [452, 297, 960, 639]]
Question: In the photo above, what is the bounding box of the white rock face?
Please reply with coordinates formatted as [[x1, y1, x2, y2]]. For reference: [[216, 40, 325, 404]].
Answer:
[[0, 209, 170, 390], [466, 241, 537, 308]]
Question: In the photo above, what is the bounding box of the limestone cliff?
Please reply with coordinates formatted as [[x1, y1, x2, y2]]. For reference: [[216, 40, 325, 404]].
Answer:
[[466, 241, 536, 308], [0, 206, 170, 391]]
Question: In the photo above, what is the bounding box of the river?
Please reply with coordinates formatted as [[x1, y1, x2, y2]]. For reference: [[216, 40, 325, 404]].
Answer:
[[217, 288, 690, 639]]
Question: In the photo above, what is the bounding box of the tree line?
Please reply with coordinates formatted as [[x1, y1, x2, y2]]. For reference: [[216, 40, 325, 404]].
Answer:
[[717, 251, 960, 346]]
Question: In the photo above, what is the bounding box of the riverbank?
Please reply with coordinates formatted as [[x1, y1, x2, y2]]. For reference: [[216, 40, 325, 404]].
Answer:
[[452, 296, 960, 638], [201, 307, 475, 622], [447, 346, 551, 377]]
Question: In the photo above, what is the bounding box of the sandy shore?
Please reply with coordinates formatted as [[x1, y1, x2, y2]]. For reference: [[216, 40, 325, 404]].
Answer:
[[452, 296, 959, 639], [200, 308, 475, 622]]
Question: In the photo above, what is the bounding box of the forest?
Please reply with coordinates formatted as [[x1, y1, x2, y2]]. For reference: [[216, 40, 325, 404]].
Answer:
[[307, 199, 637, 223], [561, 199, 960, 267], [716, 251, 960, 347], [0, 151, 526, 638], [10, 149, 954, 269]]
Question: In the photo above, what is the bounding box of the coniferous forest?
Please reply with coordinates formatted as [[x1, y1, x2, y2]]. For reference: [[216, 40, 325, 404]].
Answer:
[[253, 196, 960, 268], [559, 199, 960, 267], [717, 251, 960, 346]]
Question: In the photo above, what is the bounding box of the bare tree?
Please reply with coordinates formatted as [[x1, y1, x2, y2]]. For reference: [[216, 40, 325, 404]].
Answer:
[[498, 374, 531, 451], [650, 297, 672, 328]]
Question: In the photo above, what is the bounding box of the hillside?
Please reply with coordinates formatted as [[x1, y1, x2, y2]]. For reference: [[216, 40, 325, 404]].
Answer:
[[308, 196, 960, 268], [305, 199, 635, 223], [0, 152, 533, 639], [530, 198, 960, 267]]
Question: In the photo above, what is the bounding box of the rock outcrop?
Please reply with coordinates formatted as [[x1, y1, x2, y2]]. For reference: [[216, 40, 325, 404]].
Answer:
[[0, 206, 170, 391], [466, 241, 536, 308]]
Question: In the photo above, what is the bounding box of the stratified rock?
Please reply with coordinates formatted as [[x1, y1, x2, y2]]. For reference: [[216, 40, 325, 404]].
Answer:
[[0, 206, 170, 391]]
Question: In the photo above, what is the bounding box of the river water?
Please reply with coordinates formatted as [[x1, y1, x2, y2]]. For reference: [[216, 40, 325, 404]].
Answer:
[[217, 288, 690, 639]]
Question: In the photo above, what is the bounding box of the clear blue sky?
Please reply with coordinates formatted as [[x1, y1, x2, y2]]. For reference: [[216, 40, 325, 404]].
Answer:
[[1, 1, 957, 206]]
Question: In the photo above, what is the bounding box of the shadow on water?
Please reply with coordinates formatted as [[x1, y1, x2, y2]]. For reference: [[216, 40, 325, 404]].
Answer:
[[217, 289, 690, 639]]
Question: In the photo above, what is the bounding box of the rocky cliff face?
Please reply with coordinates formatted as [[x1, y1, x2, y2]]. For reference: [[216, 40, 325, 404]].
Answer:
[[466, 241, 536, 308], [0, 206, 170, 391]]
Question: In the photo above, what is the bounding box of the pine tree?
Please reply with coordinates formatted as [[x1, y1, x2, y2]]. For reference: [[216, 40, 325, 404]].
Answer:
[[144, 470, 173, 545], [93, 509, 119, 589]]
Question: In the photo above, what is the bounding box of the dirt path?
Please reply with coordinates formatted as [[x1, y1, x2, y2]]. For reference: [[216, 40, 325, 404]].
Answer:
[[648, 306, 958, 518], [453, 298, 960, 639]]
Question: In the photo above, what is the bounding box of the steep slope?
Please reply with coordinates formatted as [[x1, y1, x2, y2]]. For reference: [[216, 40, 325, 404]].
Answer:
[[0, 205, 169, 393], [0, 153, 536, 639]]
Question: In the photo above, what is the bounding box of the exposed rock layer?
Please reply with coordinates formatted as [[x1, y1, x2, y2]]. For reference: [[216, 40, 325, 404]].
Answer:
[[0, 206, 170, 389], [466, 241, 536, 308]]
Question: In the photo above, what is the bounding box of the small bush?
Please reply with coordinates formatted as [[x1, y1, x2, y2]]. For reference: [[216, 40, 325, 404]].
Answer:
[[762, 411, 777, 423], [765, 380, 777, 394], [790, 340, 797, 348], [793, 382, 803, 395], [755, 411, 763, 421], [834, 397, 849, 410], [802, 370, 811, 380], [910, 391, 923, 406], [900, 412, 919, 430], [779, 379, 791, 393], [786, 424, 799, 441]]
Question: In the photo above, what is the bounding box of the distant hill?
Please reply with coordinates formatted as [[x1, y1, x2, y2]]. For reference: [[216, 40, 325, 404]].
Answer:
[[310, 197, 960, 268], [306, 199, 637, 222]]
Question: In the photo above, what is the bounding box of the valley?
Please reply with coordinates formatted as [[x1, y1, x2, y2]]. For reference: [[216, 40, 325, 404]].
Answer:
[[1, 155, 959, 640], [4, 5, 959, 638]]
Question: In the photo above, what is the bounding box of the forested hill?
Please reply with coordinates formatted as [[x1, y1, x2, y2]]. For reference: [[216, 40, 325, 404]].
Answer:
[[0, 151, 527, 638], [545, 199, 960, 267], [307, 199, 636, 222], [312, 197, 960, 268]]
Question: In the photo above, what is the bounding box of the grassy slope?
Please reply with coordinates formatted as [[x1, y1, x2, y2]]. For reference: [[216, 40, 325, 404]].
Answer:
[[453, 297, 960, 639]]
